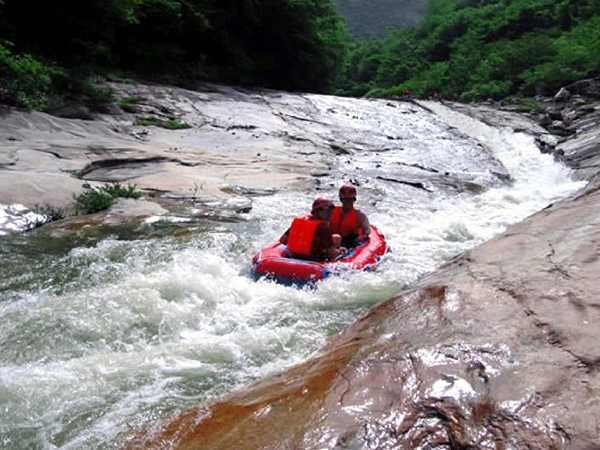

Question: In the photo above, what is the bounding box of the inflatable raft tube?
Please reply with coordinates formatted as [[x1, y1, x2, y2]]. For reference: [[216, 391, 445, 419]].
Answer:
[[251, 225, 388, 284]]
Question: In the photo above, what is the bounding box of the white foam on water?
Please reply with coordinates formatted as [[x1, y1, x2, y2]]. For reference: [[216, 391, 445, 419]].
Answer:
[[367, 105, 585, 286], [0, 204, 47, 235]]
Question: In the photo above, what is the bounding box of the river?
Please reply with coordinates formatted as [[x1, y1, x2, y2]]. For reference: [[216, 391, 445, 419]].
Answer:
[[0, 101, 585, 449]]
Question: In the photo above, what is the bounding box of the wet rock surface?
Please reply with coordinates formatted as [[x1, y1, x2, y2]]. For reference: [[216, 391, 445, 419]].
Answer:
[[0, 82, 508, 214], [0, 204, 47, 235], [532, 79, 600, 182], [455, 77, 600, 182], [1, 82, 513, 236], [434, 79, 600, 185]]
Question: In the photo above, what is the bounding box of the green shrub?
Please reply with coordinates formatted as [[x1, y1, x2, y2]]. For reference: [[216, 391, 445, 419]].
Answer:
[[520, 16, 600, 94], [74, 189, 114, 214], [379, 62, 450, 98], [118, 95, 146, 112], [461, 80, 513, 101], [47, 70, 114, 110], [100, 183, 142, 199], [0, 43, 62, 109], [136, 116, 191, 129], [82, 81, 114, 109], [0, 43, 115, 111], [337, 0, 600, 101], [74, 183, 142, 214]]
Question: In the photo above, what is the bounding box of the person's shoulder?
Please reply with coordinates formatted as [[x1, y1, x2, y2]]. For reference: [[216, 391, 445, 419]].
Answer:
[[355, 209, 368, 219]]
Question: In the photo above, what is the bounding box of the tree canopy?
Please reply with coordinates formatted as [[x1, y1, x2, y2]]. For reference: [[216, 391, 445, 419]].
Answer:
[[2, 0, 600, 110], [0, 0, 349, 109], [337, 0, 600, 100]]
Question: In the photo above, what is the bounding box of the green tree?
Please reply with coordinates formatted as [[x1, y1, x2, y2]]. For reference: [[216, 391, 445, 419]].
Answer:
[[337, 0, 600, 101]]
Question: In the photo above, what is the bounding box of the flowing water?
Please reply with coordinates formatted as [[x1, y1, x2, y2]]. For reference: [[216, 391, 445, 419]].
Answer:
[[0, 103, 585, 449], [0, 205, 47, 236]]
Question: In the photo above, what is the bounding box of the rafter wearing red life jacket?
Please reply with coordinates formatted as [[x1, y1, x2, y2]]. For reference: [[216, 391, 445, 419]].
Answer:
[[330, 206, 363, 247], [286, 215, 325, 259]]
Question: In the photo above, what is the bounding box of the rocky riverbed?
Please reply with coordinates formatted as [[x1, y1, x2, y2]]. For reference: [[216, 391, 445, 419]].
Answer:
[[124, 84, 600, 449], [0, 81, 598, 449], [0, 81, 511, 235]]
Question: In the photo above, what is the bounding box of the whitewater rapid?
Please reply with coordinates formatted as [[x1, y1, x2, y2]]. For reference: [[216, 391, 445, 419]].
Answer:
[[0, 103, 585, 449], [0, 204, 47, 236]]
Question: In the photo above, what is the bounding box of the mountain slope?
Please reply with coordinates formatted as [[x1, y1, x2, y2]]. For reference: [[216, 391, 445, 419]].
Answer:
[[334, 0, 428, 36]]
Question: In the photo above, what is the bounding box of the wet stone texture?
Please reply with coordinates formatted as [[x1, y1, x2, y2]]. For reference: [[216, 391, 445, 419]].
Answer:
[[0, 82, 508, 212], [445, 78, 600, 183], [131, 182, 600, 448]]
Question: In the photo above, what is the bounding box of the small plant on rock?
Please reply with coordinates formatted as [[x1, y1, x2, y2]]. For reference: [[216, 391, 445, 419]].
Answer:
[[119, 95, 146, 113], [74, 183, 142, 214], [136, 116, 191, 130], [100, 183, 143, 199]]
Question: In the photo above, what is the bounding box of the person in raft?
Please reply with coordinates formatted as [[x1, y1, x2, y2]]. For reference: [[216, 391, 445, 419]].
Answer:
[[279, 197, 345, 261], [330, 184, 370, 248]]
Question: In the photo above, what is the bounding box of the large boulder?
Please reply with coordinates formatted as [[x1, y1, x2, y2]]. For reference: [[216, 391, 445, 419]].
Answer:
[[565, 78, 600, 99], [1, 82, 510, 213]]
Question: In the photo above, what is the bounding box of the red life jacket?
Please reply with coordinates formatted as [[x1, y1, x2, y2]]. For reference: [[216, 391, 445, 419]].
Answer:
[[330, 207, 359, 238], [287, 215, 323, 258]]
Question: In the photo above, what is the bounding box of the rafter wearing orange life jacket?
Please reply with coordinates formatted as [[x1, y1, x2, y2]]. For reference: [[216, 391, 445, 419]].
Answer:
[[287, 215, 328, 259], [330, 206, 363, 247]]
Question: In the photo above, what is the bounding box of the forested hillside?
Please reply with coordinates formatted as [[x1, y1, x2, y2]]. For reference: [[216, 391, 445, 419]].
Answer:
[[2, 0, 600, 110], [0, 0, 347, 109], [334, 0, 427, 36], [338, 0, 600, 100]]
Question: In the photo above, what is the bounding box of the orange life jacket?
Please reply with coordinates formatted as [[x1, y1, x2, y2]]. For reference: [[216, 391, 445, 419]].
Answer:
[[330, 207, 359, 238], [287, 215, 323, 258]]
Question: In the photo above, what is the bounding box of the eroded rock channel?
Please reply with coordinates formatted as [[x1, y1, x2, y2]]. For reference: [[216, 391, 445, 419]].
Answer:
[[0, 82, 596, 449]]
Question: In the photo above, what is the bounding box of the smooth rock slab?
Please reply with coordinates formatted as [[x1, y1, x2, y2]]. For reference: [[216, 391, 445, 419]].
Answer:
[[0, 83, 510, 211]]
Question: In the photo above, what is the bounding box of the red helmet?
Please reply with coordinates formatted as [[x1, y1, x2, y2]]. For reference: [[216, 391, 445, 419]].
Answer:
[[339, 184, 357, 198], [311, 197, 334, 214]]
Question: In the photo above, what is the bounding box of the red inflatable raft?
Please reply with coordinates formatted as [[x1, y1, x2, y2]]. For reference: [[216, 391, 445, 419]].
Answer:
[[251, 225, 388, 284]]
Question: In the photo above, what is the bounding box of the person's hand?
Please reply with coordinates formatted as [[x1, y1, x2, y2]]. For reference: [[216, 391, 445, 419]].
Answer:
[[329, 247, 347, 260]]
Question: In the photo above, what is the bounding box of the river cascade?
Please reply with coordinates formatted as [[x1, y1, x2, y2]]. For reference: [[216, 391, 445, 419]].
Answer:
[[0, 92, 585, 449]]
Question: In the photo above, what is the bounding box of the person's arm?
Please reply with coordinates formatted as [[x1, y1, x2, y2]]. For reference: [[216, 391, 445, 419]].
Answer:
[[313, 223, 334, 260], [279, 228, 290, 244], [357, 210, 370, 240]]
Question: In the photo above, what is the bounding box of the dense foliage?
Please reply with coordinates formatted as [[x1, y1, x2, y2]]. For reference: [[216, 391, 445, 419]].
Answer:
[[3, 0, 600, 109], [0, 0, 348, 109], [338, 0, 600, 100]]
